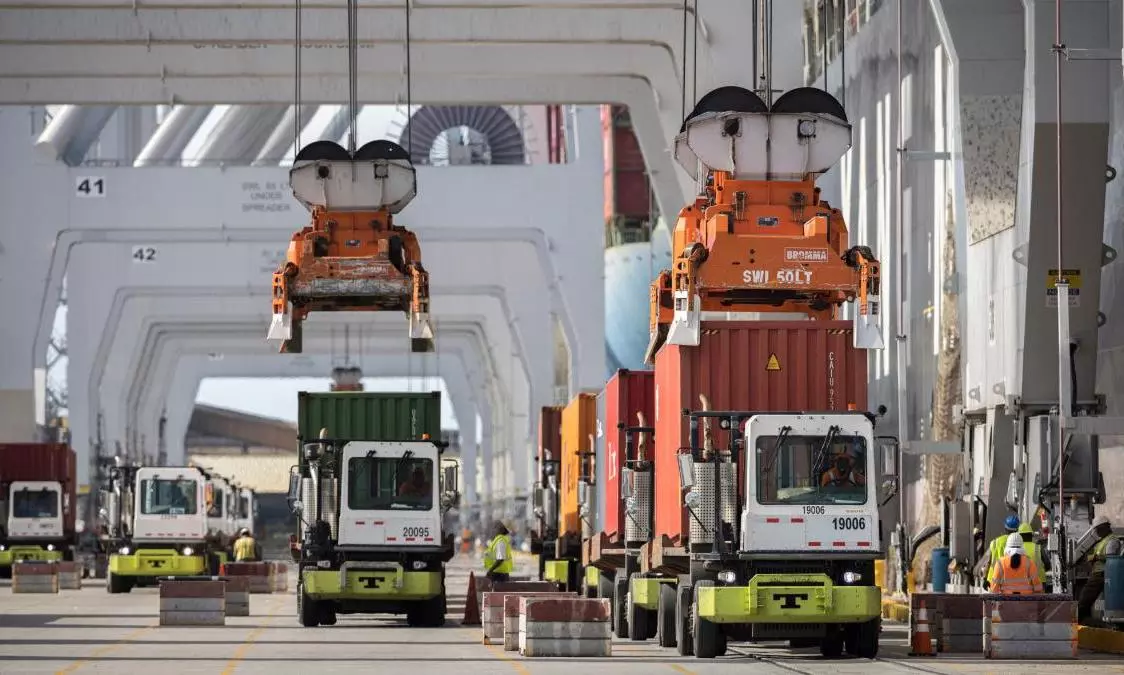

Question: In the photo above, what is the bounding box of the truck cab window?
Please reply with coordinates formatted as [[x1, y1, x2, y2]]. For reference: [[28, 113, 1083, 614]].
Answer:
[[207, 488, 225, 518], [348, 457, 434, 511], [755, 434, 868, 506], [141, 479, 199, 515], [13, 489, 59, 518]]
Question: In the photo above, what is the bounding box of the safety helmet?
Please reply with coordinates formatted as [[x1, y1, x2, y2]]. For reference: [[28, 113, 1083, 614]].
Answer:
[[1004, 532, 1025, 554], [1093, 515, 1111, 529], [239, 528, 250, 536], [1004, 515, 1020, 532], [1017, 523, 1033, 535]]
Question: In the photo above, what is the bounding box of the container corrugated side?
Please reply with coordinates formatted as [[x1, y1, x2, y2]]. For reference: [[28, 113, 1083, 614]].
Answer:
[[653, 321, 870, 540], [601, 369, 655, 540], [297, 392, 442, 443], [559, 393, 597, 539], [537, 407, 563, 465]]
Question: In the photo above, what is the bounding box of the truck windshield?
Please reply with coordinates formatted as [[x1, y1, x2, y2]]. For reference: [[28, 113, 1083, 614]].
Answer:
[[207, 488, 225, 518], [239, 496, 251, 520], [755, 434, 868, 505], [13, 489, 59, 518], [140, 479, 199, 515], [348, 457, 434, 511]]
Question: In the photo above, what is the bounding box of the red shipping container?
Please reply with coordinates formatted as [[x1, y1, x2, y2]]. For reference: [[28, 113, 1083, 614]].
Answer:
[[652, 321, 869, 540], [535, 406, 563, 542], [0, 443, 78, 535], [599, 369, 655, 540]]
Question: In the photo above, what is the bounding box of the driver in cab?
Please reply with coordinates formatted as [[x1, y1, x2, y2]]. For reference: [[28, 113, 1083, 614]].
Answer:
[[820, 447, 866, 488], [397, 467, 431, 498]]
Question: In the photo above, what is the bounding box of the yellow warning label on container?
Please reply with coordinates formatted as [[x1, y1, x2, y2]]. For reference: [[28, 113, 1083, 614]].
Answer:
[[766, 354, 781, 371], [1046, 268, 1082, 307]]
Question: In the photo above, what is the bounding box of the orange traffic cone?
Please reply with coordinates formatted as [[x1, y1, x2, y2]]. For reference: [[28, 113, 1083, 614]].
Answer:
[[910, 597, 935, 656], [462, 571, 481, 626]]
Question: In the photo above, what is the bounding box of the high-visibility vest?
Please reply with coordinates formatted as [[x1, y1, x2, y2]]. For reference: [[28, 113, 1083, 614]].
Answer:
[[986, 536, 1010, 583], [483, 534, 513, 575], [991, 554, 1043, 595], [1089, 534, 1120, 575], [1022, 539, 1047, 582], [234, 536, 257, 562]]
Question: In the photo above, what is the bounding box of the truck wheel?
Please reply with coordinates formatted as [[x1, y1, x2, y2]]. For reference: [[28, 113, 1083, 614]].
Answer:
[[0, 567, 11, 580], [820, 627, 845, 658], [106, 571, 129, 594], [657, 583, 677, 648], [845, 618, 880, 658], [627, 576, 649, 641], [297, 582, 320, 627], [692, 581, 720, 659], [407, 592, 447, 628], [597, 573, 613, 600], [613, 576, 630, 639], [675, 583, 694, 656], [320, 605, 338, 626]]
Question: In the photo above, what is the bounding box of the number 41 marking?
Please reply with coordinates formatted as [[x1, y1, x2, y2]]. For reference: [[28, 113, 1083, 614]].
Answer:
[[76, 177, 106, 198]]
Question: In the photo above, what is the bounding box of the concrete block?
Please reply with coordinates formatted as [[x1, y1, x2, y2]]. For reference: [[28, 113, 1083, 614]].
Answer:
[[504, 615, 520, 651], [984, 596, 1075, 623], [56, 561, 82, 590], [518, 637, 611, 658], [991, 622, 1077, 641], [159, 579, 227, 626], [518, 619, 613, 640], [12, 563, 59, 594], [985, 639, 1077, 659], [519, 597, 610, 622]]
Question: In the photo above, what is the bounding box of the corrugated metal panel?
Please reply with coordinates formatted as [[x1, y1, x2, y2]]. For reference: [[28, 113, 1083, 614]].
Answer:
[[297, 392, 442, 443], [0, 443, 77, 534], [601, 369, 655, 539], [537, 406, 563, 465], [560, 393, 596, 538], [653, 321, 870, 540]]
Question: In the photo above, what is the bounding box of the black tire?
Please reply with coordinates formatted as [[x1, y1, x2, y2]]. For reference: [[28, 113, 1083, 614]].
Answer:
[[613, 576, 630, 639], [693, 581, 720, 659], [676, 583, 694, 657], [657, 582, 677, 648], [0, 566, 11, 580], [407, 592, 447, 628], [845, 618, 880, 658], [627, 575, 649, 641], [106, 570, 129, 594], [598, 572, 614, 600], [298, 581, 320, 627], [320, 605, 338, 626], [789, 637, 818, 648], [820, 628, 845, 658]]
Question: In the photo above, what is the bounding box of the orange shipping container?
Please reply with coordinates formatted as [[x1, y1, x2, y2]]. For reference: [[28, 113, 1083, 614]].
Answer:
[[653, 321, 869, 540], [560, 393, 597, 539]]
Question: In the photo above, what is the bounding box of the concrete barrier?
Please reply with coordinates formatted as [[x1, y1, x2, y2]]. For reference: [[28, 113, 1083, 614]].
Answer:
[[908, 592, 985, 654], [222, 576, 251, 617], [12, 562, 59, 594], [55, 561, 83, 590], [474, 578, 560, 620], [221, 562, 272, 594], [158, 578, 227, 626], [270, 563, 289, 593], [518, 597, 612, 657], [476, 590, 574, 648], [983, 595, 1077, 660]]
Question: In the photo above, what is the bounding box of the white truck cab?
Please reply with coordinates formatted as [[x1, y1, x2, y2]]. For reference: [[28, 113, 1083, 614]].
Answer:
[[235, 487, 257, 535], [7, 480, 65, 540], [740, 414, 881, 555], [336, 441, 442, 548], [131, 467, 207, 544]]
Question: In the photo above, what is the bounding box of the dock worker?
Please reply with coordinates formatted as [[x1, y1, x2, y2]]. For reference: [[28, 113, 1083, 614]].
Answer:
[[989, 533, 1043, 595], [1017, 522, 1047, 587], [233, 528, 261, 562], [483, 521, 513, 582], [983, 514, 1021, 588], [820, 448, 866, 488], [1078, 515, 1120, 625]]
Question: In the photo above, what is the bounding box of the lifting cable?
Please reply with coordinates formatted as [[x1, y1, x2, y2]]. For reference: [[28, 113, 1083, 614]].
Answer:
[[293, 0, 302, 151], [347, 0, 359, 154], [680, 0, 688, 121]]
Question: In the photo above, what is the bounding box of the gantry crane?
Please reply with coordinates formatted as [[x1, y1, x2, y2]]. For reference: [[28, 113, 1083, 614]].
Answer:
[[267, 139, 434, 354], [644, 86, 883, 364]]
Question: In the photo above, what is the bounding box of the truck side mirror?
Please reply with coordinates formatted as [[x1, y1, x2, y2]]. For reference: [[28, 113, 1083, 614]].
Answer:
[[442, 462, 459, 493], [875, 436, 900, 503], [677, 453, 695, 490]]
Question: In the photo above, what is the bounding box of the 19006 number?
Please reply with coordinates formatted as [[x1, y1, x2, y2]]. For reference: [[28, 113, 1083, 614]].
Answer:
[[832, 517, 866, 531], [403, 527, 430, 538]]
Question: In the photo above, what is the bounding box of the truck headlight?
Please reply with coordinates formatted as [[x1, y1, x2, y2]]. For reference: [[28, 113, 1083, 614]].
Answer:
[[118, 546, 131, 555], [412, 560, 427, 570], [46, 544, 55, 552], [842, 570, 862, 584], [182, 546, 194, 556], [717, 570, 737, 584], [0, 544, 5, 551]]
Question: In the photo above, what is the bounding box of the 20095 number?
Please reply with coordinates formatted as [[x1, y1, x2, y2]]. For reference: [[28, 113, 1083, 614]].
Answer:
[[832, 517, 867, 531], [403, 527, 430, 538]]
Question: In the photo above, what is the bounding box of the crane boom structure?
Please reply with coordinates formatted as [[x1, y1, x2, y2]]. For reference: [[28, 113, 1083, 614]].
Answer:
[[267, 139, 435, 354], [644, 86, 883, 365]]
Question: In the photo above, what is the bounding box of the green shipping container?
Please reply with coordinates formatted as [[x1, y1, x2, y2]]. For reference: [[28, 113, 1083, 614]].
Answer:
[[297, 391, 443, 444]]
